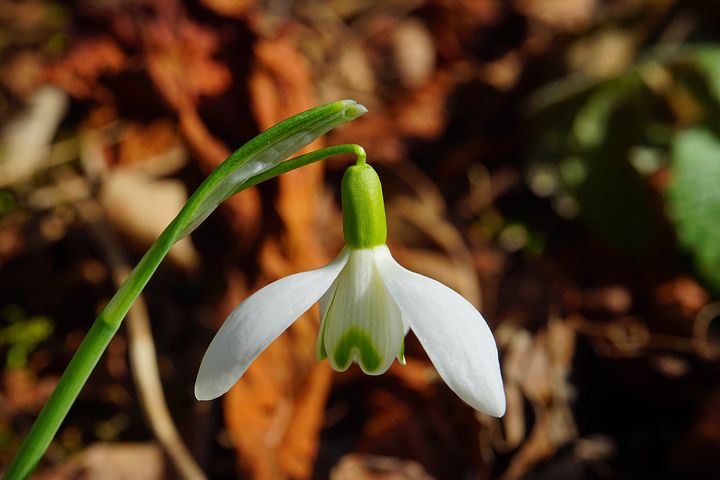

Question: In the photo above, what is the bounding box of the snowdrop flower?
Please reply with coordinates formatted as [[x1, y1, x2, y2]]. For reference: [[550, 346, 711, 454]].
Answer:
[[195, 160, 505, 416]]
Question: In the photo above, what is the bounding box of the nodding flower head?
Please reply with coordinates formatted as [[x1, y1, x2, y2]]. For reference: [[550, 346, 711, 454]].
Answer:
[[195, 161, 505, 416]]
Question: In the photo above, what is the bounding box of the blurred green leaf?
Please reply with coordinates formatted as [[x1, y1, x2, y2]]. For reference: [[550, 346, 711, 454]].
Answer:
[[0, 190, 16, 216], [572, 76, 640, 149], [569, 80, 663, 254], [0, 306, 53, 368], [668, 127, 720, 292], [693, 46, 720, 103]]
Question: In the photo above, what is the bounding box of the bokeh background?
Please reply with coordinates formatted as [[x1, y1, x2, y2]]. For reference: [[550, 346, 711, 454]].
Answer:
[[2, 0, 720, 478]]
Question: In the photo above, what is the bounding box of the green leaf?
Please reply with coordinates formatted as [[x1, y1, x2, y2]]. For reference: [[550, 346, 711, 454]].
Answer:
[[668, 127, 720, 291], [693, 46, 720, 103], [570, 84, 663, 255]]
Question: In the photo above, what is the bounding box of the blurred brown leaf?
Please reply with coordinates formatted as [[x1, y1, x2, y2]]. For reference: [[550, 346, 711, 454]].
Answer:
[[116, 120, 187, 176], [99, 168, 200, 270], [1, 369, 57, 416], [393, 72, 451, 140], [515, 0, 597, 32], [0, 86, 67, 187], [223, 35, 332, 480], [656, 276, 709, 318], [392, 18, 436, 89], [200, 0, 256, 19], [496, 319, 577, 479], [37, 442, 164, 480], [144, 16, 231, 111], [331, 454, 435, 480], [2, 50, 44, 99], [250, 36, 328, 267], [45, 37, 126, 101]]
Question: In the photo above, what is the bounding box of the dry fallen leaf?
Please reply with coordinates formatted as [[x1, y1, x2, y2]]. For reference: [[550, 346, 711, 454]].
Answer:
[[144, 17, 231, 111], [496, 319, 577, 480], [37, 442, 164, 480], [116, 120, 188, 176], [2, 50, 44, 99], [222, 35, 333, 480], [331, 454, 436, 480], [514, 0, 597, 32], [0, 86, 67, 187], [392, 18, 436, 89], [200, 0, 256, 19], [392, 72, 451, 140], [99, 168, 200, 271], [45, 37, 126, 101]]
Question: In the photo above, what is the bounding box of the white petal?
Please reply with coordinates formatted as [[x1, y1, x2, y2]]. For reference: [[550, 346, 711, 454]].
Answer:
[[375, 246, 506, 416], [195, 248, 350, 400], [322, 248, 405, 375], [315, 277, 338, 360]]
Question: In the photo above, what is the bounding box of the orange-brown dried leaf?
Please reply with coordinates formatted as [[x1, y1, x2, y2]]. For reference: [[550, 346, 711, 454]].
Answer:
[[223, 36, 331, 480], [250, 37, 327, 267], [144, 18, 231, 111], [45, 37, 126, 101], [331, 454, 436, 480], [353, 377, 483, 479], [200, 0, 256, 19], [393, 72, 451, 140], [116, 120, 185, 173], [2, 368, 57, 416], [656, 276, 709, 319]]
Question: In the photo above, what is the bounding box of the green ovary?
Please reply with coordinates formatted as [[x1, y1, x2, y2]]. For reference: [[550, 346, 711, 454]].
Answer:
[[341, 163, 387, 249], [330, 327, 382, 373]]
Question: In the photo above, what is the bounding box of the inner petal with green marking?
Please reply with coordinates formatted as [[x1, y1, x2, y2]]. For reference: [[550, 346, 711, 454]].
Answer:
[[317, 247, 405, 375]]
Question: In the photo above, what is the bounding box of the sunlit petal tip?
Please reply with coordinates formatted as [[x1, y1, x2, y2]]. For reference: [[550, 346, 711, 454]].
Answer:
[[375, 246, 506, 417], [194, 375, 222, 401], [194, 249, 350, 401], [484, 384, 507, 418], [396, 341, 406, 366]]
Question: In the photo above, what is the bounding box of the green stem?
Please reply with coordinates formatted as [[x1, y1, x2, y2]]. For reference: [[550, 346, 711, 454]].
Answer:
[[232, 144, 367, 193], [4, 143, 365, 479]]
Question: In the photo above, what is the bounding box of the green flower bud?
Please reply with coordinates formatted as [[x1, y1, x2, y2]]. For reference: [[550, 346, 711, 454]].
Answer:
[[341, 162, 387, 248]]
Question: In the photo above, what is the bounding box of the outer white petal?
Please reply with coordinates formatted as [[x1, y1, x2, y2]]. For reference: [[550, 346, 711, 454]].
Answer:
[[322, 248, 405, 375], [195, 248, 350, 400], [375, 246, 506, 416]]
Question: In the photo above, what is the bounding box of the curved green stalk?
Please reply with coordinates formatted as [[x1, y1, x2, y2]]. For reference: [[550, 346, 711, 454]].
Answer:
[[4, 100, 366, 479]]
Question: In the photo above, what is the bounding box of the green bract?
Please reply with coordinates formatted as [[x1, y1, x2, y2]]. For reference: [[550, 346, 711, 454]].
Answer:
[[341, 163, 387, 249]]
